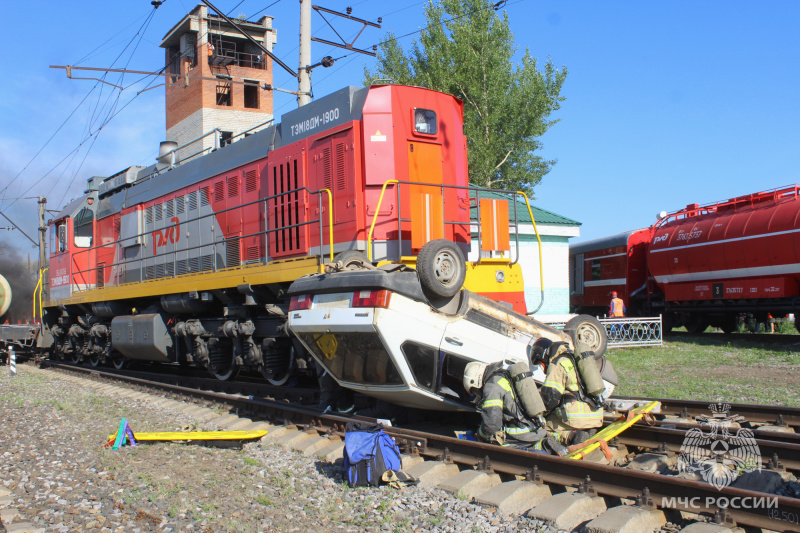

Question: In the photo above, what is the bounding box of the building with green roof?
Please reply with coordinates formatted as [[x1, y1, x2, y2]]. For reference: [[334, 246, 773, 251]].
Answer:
[[468, 190, 581, 318]]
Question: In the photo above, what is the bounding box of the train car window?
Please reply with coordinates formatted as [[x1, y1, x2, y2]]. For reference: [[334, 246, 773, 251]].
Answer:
[[591, 259, 601, 281], [413, 108, 437, 135], [52, 223, 67, 254], [73, 208, 94, 248]]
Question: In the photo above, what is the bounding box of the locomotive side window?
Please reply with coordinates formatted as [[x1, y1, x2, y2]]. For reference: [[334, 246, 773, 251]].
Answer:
[[413, 108, 437, 135], [52, 223, 67, 254], [73, 208, 94, 248], [591, 259, 601, 281]]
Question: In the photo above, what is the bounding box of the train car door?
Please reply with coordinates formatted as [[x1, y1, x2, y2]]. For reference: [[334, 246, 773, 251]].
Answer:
[[49, 219, 72, 301], [408, 142, 445, 252], [71, 207, 96, 291]]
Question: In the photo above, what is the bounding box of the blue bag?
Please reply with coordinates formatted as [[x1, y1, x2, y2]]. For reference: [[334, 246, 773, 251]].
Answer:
[[343, 422, 402, 487]]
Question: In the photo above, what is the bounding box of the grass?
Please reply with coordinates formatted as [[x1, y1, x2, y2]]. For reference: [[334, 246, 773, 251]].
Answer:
[[254, 495, 272, 506], [609, 332, 800, 406]]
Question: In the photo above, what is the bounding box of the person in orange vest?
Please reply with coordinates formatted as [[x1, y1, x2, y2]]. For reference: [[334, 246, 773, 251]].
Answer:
[[609, 291, 626, 338], [609, 291, 626, 317]]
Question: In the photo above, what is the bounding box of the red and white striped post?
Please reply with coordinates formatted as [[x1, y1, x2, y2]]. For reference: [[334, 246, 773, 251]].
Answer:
[[9, 346, 16, 377]]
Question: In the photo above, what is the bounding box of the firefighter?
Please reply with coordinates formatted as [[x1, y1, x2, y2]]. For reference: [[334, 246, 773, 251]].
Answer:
[[463, 361, 556, 450], [537, 341, 605, 446]]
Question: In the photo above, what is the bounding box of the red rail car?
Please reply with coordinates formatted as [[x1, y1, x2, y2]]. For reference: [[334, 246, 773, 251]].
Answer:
[[569, 229, 651, 317], [571, 185, 800, 332]]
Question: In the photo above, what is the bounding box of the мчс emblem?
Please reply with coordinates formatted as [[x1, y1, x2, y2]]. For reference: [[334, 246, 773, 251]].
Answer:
[[678, 403, 761, 490]]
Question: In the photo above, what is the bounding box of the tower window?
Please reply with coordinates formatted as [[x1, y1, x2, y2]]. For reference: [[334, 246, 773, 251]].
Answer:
[[220, 131, 233, 147], [216, 83, 232, 106], [244, 84, 259, 109]]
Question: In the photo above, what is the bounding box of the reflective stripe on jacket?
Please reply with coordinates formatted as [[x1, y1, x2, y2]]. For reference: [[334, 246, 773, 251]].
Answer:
[[478, 374, 542, 443], [540, 355, 603, 430]]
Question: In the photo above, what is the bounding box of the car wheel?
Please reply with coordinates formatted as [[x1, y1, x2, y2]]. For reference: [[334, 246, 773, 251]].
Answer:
[[417, 239, 466, 298], [564, 315, 607, 357]]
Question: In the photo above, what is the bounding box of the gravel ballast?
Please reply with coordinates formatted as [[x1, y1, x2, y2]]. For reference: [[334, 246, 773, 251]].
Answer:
[[0, 365, 558, 532]]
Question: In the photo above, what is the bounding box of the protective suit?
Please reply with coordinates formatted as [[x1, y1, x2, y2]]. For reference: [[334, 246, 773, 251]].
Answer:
[[476, 371, 546, 445], [540, 346, 604, 445]]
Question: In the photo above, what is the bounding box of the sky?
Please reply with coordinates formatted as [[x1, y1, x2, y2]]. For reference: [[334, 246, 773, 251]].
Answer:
[[0, 0, 798, 256]]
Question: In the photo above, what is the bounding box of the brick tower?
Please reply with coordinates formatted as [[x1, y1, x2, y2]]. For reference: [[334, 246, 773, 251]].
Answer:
[[160, 4, 277, 162]]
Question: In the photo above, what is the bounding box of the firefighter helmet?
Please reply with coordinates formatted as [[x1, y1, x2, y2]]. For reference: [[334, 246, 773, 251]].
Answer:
[[463, 361, 488, 394]]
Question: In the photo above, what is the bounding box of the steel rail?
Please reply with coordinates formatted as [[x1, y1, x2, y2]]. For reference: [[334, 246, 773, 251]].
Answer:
[[617, 425, 800, 471], [383, 427, 800, 532], [613, 395, 800, 428], [604, 413, 800, 446], [44, 362, 320, 404], [41, 363, 800, 532]]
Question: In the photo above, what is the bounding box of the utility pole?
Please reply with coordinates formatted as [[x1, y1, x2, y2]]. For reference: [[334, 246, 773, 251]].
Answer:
[[298, 0, 312, 107], [38, 197, 47, 275]]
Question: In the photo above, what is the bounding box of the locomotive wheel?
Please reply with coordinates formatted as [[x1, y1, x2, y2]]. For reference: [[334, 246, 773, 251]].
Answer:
[[110, 351, 127, 369], [684, 314, 708, 334], [564, 315, 607, 357], [332, 250, 375, 271], [208, 339, 239, 381], [417, 239, 466, 299], [260, 345, 295, 386], [70, 351, 82, 364], [88, 353, 102, 367]]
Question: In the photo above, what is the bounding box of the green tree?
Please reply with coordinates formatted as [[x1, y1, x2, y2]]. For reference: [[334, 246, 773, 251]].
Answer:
[[365, 0, 567, 194]]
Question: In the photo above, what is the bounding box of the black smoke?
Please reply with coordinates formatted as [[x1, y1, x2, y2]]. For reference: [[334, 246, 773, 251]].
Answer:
[[0, 240, 37, 323]]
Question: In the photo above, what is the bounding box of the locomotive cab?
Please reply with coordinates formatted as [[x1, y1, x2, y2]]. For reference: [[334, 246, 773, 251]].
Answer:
[[48, 193, 99, 301]]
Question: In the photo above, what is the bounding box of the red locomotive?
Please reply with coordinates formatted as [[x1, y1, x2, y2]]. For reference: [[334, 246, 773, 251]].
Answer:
[[40, 83, 529, 381], [570, 185, 800, 332]]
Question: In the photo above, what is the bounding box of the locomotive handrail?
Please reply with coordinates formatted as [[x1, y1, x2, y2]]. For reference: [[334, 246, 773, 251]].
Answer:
[[33, 267, 47, 323], [319, 188, 334, 262], [67, 185, 335, 293], [513, 190, 545, 315], [366, 180, 546, 313], [653, 183, 800, 228], [367, 180, 399, 261]]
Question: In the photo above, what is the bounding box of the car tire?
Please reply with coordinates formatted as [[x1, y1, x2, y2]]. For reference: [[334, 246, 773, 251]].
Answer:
[[417, 239, 466, 299], [564, 314, 607, 358]]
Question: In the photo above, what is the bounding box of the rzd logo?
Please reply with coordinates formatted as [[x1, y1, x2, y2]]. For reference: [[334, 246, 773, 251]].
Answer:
[[152, 217, 181, 255], [653, 234, 669, 244]]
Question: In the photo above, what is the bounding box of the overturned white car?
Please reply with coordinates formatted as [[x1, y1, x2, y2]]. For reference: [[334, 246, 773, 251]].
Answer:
[[287, 263, 613, 411]]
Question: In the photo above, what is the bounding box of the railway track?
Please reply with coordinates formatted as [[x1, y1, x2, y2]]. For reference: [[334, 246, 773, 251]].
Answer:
[[39, 361, 800, 532]]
